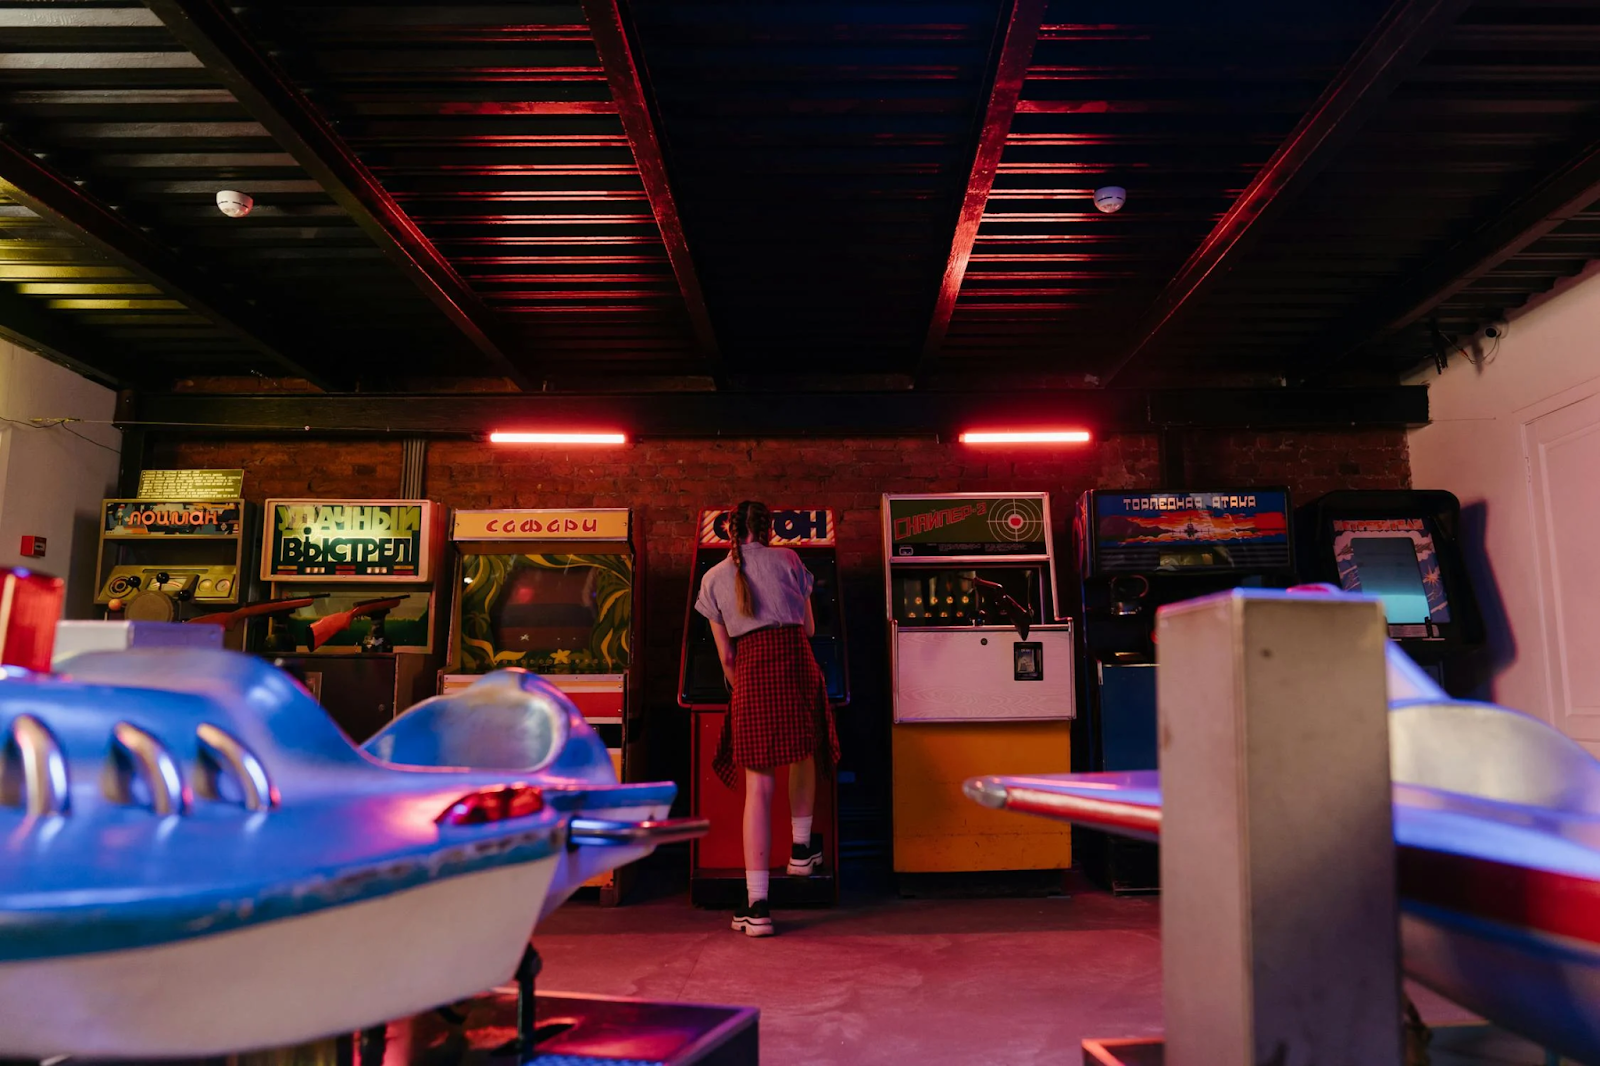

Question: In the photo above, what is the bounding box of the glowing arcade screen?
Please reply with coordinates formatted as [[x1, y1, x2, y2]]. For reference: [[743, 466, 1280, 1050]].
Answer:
[[1332, 518, 1451, 625], [451, 509, 634, 676]]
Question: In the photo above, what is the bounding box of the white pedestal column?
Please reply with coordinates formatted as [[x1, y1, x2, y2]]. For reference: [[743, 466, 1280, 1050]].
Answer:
[[1157, 590, 1399, 1066]]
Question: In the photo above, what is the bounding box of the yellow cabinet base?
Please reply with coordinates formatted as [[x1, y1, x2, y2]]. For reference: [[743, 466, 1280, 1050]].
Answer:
[[581, 747, 627, 890], [892, 721, 1072, 873]]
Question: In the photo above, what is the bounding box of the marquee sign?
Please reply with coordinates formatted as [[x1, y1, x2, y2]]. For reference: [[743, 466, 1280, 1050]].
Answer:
[[103, 499, 242, 538], [452, 508, 630, 541], [135, 469, 243, 501], [1079, 488, 1292, 574], [885, 494, 1049, 558], [697, 508, 835, 547], [263, 499, 435, 582]]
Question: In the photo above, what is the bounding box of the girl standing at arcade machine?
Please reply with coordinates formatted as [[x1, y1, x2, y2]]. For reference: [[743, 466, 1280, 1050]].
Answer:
[[695, 500, 840, 937]]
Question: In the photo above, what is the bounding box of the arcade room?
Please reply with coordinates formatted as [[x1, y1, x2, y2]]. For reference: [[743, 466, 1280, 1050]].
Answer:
[[4, 2, 1600, 1064]]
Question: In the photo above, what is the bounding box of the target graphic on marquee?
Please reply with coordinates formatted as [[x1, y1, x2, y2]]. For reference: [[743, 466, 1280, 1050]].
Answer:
[[987, 497, 1045, 542]]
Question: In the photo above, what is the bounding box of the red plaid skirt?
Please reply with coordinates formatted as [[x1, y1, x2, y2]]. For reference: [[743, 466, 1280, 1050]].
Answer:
[[714, 624, 839, 788]]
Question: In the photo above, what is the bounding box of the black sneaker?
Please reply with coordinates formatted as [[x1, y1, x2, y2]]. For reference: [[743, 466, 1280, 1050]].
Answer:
[[732, 899, 775, 937], [786, 838, 823, 876]]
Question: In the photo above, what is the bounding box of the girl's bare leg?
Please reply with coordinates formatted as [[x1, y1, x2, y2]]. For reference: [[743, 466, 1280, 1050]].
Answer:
[[743, 768, 776, 899], [788, 755, 816, 819]]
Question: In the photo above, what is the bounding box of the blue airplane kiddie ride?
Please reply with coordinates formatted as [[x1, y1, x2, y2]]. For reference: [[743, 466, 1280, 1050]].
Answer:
[[0, 567, 750, 1065]]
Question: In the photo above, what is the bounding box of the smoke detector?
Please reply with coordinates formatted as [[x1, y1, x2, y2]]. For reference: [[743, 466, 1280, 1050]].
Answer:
[[216, 190, 254, 218], [1093, 186, 1126, 214]]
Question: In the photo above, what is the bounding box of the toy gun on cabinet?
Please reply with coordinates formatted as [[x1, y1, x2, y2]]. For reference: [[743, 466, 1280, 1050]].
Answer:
[[973, 577, 1035, 640], [309, 597, 405, 652], [187, 595, 328, 633]]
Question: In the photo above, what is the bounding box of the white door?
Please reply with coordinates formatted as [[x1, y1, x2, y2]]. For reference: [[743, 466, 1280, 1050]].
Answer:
[[1525, 390, 1600, 748]]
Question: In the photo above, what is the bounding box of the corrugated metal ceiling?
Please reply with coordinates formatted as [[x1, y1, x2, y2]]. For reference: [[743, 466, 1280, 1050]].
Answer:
[[2, 0, 1599, 393]]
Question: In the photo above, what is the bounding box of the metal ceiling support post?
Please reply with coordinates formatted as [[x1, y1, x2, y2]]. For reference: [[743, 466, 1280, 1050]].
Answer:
[[1100, 0, 1475, 386], [0, 135, 340, 390], [399, 438, 427, 499], [582, 0, 721, 372], [141, 0, 534, 390], [116, 425, 147, 498], [917, 0, 1050, 377]]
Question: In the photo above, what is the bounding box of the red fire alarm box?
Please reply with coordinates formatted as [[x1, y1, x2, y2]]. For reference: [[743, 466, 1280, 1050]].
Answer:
[[19, 536, 46, 558]]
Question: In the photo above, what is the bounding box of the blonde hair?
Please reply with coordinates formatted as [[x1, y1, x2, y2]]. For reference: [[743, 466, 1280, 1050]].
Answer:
[[729, 500, 772, 617]]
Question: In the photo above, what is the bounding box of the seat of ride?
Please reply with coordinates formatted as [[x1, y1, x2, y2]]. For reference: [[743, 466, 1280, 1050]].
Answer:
[[365, 669, 616, 785]]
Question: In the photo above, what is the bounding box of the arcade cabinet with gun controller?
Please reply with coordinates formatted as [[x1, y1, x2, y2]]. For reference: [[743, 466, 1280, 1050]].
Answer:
[[254, 498, 447, 743], [1073, 489, 1298, 893], [883, 492, 1075, 885], [681, 507, 849, 907]]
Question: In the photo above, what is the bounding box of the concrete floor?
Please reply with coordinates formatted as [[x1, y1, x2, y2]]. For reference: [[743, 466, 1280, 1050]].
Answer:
[[534, 877, 1549, 1066], [536, 886, 1162, 1065]]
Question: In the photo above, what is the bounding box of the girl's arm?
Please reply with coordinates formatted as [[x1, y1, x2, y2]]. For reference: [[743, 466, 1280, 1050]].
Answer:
[[804, 596, 816, 639], [710, 620, 736, 685]]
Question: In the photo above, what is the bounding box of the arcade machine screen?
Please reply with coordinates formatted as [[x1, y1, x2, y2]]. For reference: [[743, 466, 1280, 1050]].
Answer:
[[1333, 520, 1449, 629], [890, 566, 1046, 627], [456, 552, 633, 676], [1299, 491, 1484, 683], [679, 506, 848, 907]]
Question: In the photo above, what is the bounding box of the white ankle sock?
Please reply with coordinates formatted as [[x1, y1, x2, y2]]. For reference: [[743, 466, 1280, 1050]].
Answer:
[[791, 815, 814, 848], [746, 869, 769, 906]]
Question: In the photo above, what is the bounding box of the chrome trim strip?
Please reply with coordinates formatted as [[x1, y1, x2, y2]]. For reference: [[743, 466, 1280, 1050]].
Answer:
[[196, 722, 275, 811], [110, 722, 187, 816], [2, 714, 69, 816], [568, 816, 709, 847]]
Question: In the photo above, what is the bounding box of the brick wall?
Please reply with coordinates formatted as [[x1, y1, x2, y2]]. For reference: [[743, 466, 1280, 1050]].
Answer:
[[1176, 428, 1411, 499], [150, 430, 1410, 811]]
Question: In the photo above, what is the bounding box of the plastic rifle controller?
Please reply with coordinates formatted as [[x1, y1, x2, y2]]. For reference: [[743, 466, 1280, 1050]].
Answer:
[[187, 595, 328, 633], [309, 597, 404, 652], [973, 577, 1034, 640]]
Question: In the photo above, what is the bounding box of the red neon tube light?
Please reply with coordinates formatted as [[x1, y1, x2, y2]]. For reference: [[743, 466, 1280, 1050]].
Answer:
[[488, 431, 628, 445], [958, 430, 1092, 445]]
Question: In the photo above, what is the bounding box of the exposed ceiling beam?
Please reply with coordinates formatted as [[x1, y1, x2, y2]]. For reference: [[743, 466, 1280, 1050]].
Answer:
[[582, 0, 720, 373], [121, 386, 1429, 439], [1318, 134, 1600, 375], [918, 0, 1049, 376], [0, 134, 340, 390], [0, 284, 133, 387], [141, 0, 534, 391], [1099, 0, 1474, 386]]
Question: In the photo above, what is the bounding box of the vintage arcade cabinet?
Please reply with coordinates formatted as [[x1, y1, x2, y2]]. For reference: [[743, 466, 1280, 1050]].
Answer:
[[257, 499, 446, 742], [1074, 489, 1297, 892], [96, 471, 252, 643], [680, 507, 848, 907], [883, 492, 1074, 877], [440, 508, 644, 903], [1297, 490, 1485, 695]]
